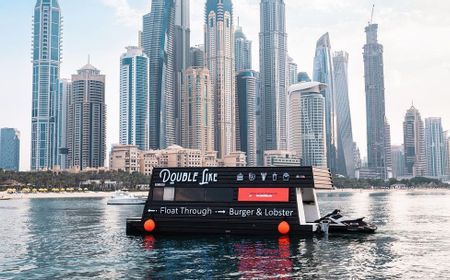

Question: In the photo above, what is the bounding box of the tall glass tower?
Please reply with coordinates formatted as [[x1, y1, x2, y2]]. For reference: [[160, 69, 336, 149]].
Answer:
[[260, 0, 288, 152], [333, 51, 355, 177], [142, 0, 176, 149], [31, 0, 62, 170], [205, 0, 236, 158], [174, 0, 190, 145], [57, 79, 71, 169], [236, 70, 258, 167], [120, 47, 150, 151], [235, 25, 252, 72], [425, 118, 446, 178], [364, 23, 391, 179], [313, 33, 336, 172], [287, 56, 298, 86], [0, 128, 21, 171]]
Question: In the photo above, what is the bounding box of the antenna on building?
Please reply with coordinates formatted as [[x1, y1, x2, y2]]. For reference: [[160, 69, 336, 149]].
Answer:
[[237, 16, 240, 27], [370, 4, 375, 24], [88, 54, 91, 65]]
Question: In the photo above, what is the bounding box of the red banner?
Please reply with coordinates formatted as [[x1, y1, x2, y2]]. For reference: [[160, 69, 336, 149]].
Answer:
[[238, 188, 289, 202]]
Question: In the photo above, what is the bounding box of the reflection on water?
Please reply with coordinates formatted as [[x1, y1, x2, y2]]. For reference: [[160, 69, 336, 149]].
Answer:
[[0, 191, 450, 279]]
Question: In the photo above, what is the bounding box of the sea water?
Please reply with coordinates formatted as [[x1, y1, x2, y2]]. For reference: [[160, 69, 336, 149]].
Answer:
[[1, 190, 450, 279]]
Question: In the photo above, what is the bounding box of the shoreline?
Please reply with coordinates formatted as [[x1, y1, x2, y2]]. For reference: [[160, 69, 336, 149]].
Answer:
[[0, 191, 149, 200], [1, 188, 449, 200]]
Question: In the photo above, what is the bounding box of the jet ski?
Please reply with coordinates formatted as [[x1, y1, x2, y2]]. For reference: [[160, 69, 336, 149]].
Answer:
[[315, 209, 377, 234]]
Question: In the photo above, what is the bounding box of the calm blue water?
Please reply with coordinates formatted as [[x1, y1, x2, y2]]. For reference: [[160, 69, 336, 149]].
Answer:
[[1, 190, 450, 279]]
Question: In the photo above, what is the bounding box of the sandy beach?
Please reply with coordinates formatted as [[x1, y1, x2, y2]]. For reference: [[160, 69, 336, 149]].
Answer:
[[0, 191, 149, 200]]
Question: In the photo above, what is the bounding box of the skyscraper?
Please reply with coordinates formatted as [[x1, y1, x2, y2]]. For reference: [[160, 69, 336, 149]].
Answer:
[[67, 63, 106, 170], [181, 67, 214, 153], [313, 33, 336, 172], [0, 128, 20, 171], [363, 23, 391, 179], [120, 46, 149, 151], [189, 45, 205, 68], [333, 51, 355, 178], [235, 25, 252, 72], [297, 72, 311, 83], [425, 118, 446, 178], [174, 0, 190, 145], [205, 0, 236, 158], [403, 106, 426, 177], [142, 0, 176, 149], [391, 145, 405, 178], [260, 0, 288, 152], [236, 70, 258, 167], [287, 56, 298, 86], [31, 0, 62, 170], [287, 82, 327, 167], [57, 79, 71, 169]]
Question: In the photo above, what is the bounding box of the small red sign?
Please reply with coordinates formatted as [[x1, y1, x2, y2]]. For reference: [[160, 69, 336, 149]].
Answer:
[[238, 188, 289, 202]]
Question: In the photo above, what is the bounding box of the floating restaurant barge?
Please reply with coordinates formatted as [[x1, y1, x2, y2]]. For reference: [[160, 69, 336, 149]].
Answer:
[[126, 167, 376, 236]]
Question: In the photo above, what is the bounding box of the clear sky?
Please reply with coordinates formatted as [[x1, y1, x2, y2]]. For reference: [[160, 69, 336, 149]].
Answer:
[[1, 0, 449, 171]]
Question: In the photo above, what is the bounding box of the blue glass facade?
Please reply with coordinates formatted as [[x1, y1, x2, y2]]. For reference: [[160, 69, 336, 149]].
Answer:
[[0, 128, 20, 171], [236, 70, 258, 166], [120, 48, 150, 151], [333, 51, 355, 177], [313, 33, 336, 172], [31, 0, 61, 170], [142, 0, 176, 150]]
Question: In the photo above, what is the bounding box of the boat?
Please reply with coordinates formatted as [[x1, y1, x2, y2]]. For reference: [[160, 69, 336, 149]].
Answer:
[[315, 209, 377, 233], [107, 191, 146, 205], [126, 167, 377, 236]]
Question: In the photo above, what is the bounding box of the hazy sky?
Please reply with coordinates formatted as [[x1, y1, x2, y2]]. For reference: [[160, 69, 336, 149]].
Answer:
[[1, 0, 450, 171]]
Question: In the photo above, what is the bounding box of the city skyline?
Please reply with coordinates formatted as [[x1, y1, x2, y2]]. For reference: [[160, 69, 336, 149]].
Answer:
[[1, 0, 450, 170]]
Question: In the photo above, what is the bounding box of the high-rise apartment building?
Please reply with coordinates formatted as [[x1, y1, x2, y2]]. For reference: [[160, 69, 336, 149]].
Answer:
[[120, 46, 149, 151], [67, 63, 106, 170], [57, 79, 71, 169], [181, 67, 214, 154], [235, 25, 252, 72], [260, 0, 288, 152], [205, 0, 236, 158], [333, 51, 355, 178], [0, 128, 20, 171], [384, 118, 393, 178], [363, 23, 391, 179], [391, 145, 405, 178], [313, 33, 336, 172], [288, 56, 298, 86], [189, 45, 204, 68], [174, 0, 190, 145], [403, 106, 426, 177], [236, 70, 258, 167], [288, 82, 327, 168], [425, 118, 446, 178], [142, 0, 176, 149], [31, 0, 62, 170]]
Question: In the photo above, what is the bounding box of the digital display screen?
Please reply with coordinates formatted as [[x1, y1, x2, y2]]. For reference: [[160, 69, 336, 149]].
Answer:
[[238, 188, 289, 202]]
